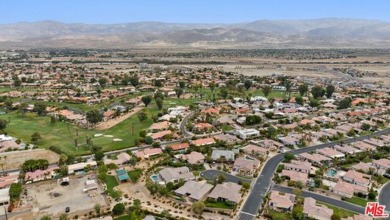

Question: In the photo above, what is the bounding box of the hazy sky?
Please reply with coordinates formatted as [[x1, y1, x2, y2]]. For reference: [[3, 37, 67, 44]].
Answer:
[[1, 0, 389, 24]]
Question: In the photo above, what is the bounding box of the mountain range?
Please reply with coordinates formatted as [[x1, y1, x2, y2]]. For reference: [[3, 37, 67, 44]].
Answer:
[[1, 18, 390, 49]]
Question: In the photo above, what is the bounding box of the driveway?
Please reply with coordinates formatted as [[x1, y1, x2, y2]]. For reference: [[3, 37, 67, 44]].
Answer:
[[201, 170, 251, 184]]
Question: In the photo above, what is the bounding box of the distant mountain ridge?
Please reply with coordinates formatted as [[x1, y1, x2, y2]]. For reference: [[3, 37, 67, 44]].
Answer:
[[0, 18, 390, 49]]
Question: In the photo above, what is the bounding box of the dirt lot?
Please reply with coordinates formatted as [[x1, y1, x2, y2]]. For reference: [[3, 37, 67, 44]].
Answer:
[[21, 174, 107, 217], [0, 149, 59, 171]]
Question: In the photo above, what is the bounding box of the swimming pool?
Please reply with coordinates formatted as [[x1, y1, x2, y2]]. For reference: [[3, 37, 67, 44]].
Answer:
[[150, 174, 159, 182], [327, 169, 337, 177]]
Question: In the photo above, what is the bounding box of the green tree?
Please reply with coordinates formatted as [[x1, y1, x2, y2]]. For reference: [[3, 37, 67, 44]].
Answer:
[[141, 95, 152, 107], [244, 80, 253, 90], [40, 215, 52, 220], [155, 97, 163, 110], [261, 85, 272, 97], [31, 132, 42, 144], [309, 98, 321, 108], [179, 81, 186, 88], [94, 203, 101, 215], [154, 79, 163, 87], [284, 153, 295, 162], [129, 76, 139, 87], [217, 173, 226, 183], [112, 203, 125, 215], [326, 85, 336, 98], [295, 96, 304, 105], [86, 110, 103, 124], [292, 204, 304, 219], [144, 136, 153, 145], [311, 85, 324, 99], [98, 78, 108, 88], [9, 183, 22, 202], [59, 214, 68, 220], [331, 214, 341, 220], [192, 201, 205, 215], [338, 97, 352, 109], [245, 115, 262, 125], [4, 100, 13, 110], [298, 83, 309, 97], [220, 87, 229, 99], [0, 119, 8, 131], [33, 102, 47, 116], [137, 111, 148, 122], [175, 87, 184, 98]]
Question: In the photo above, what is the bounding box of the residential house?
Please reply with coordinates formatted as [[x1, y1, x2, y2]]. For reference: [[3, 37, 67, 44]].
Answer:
[[233, 157, 260, 175], [303, 197, 333, 220], [268, 191, 295, 212], [213, 134, 241, 145], [316, 147, 345, 159], [342, 170, 371, 187], [136, 148, 163, 159], [149, 121, 172, 132], [207, 182, 242, 204], [236, 129, 260, 140], [104, 152, 131, 166], [211, 149, 235, 162], [158, 167, 195, 184], [24, 166, 59, 183], [182, 151, 205, 165], [0, 173, 18, 189], [332, 180, 368, 198], [284, 160, 312, 174], [190, 137, 216, 147], [241, 144, 268, 157], [363, 138, 385, 148], [372, 158, 390, 174], [281, 170, 308, 184], [334, 145, 361, 155], [352, 141, 376, 151], [298, 152, 332, 166], [68, 161, 97, 175], [169, 142, 190, 152], [250, 139, 283, 151], [150, 130, 172, 140], [351, 162, 377, 174], [193, 123, 213, 132], [174, 181, 213, 201]]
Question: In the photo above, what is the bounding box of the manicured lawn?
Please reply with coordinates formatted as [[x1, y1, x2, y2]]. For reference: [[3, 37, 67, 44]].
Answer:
[[104, 175, 120, 198], [266, 209, 292, 220], [128, 169, 143, 183], [105, 175, 119, 190], [0, 107, 159, 155], [204, 200, 235, 209], [221, 124, 234, 132], [317, 201, 357, 218], [344, 196, 373, 207]]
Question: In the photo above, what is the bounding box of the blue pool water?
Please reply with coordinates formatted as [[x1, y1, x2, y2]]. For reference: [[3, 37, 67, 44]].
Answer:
[[150, 174, 159, 182], [327, 169, 337, 177], [76, 171, 87, 175]]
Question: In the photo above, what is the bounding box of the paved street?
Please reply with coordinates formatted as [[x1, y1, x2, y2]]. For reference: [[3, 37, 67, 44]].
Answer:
[[379, 181, 390, 212], [201, 169, 251, 183], [238, 128, 390, 220]]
